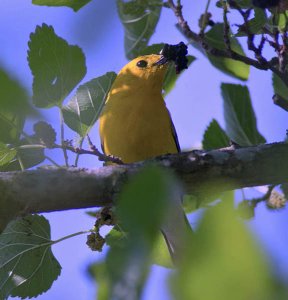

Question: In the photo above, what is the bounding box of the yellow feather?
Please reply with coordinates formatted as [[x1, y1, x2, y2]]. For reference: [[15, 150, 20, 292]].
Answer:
[[99, 54, 179, 163]]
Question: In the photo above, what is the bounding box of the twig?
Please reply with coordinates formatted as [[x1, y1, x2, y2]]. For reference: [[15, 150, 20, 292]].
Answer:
[[199, 0, 212, 36], [51, 139, 123, 165], [74, 137, 84, 167], [168, 0, 266, 68], [87, 135, 123, 164], [250, 185, 276, 207], [59, 108, 69, 167], [273, 94, 288, 111], [16, 154, 25, 171], [167, 0, 288, 86], [45, 155, 62, 168], [280, 32, 288, 72], [222, 1, 232, 53], [233, 4, 268, 64]]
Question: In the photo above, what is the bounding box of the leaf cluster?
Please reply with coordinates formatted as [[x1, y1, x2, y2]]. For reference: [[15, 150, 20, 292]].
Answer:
[[1, 0, 288, 299]]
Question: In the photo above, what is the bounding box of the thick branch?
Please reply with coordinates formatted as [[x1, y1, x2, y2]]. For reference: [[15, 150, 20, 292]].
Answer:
[[1, 142, 288, 230]]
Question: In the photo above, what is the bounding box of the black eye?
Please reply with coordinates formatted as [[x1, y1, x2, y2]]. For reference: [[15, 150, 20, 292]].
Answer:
[[136, 60, 148, 68]]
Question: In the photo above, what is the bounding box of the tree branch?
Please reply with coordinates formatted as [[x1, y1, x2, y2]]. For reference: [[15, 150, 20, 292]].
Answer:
[[167, 0, 288, 86], [1, 142, 288, 230]]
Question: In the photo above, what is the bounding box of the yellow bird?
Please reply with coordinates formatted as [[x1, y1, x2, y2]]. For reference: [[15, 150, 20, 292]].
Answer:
[[99, 54, 180, 163], [99, 53, 189, 261]]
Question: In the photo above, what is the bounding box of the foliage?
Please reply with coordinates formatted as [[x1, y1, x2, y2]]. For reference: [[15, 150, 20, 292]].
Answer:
[[28, 24, 86, 108], [0, 215, 61, 299], [0, 0, 288, 299], [117, 0, 163, 59], [203, 23, 250, 80], [221, 83, 266, 146], [172, 201, 279, 300], [62, 72, 117, 137], [32, 0, 92, 11]]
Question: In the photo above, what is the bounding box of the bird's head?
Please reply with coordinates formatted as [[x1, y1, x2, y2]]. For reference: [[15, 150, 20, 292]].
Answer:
[[116, 54, 169, 91]]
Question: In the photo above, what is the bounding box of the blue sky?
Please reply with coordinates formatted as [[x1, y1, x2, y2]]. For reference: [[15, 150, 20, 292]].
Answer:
[[1, 0, 288, 299]]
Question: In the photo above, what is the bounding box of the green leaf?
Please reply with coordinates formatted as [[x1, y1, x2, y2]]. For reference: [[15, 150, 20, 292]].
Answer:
[[182, 190, 232, 214], [273, 73, 288, 101], [202, 119, 230, 150], [106, 227, 172, 268], [163, 56, 195, 96], [216, 0, 252, 8], [0, 215, 61, 299], [88, 262, 109, 300], [266, 11, 288, 33], [172, 201, 277, 300], [0, 68, 31, 144], [106, 167, 174, 299], [0, 143, 17, 166], [32, 0, 92, 11], [139, 43, 164, 55], [116, 167, 171, 239], [0, 139, 45, 171], [105, 227, 126, 249], [236, 8, 267, 36], [151, 234, 173, 268], [221, 83, 266, 146], [275, 12, 288, 32], [204, 23, 250, 80], [237, 200, 256, 219], [28, 24, 86, 108], [62, 72, 117, 137], [117, 0, 162, 59]]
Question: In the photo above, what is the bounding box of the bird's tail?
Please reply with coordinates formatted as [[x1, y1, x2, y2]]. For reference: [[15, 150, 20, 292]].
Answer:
[[161, 207, 192, 264], [160, 184, 193, 264]]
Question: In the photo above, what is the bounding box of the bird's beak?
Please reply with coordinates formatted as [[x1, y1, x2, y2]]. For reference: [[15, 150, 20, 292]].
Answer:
[[153, 56, 169, 66]]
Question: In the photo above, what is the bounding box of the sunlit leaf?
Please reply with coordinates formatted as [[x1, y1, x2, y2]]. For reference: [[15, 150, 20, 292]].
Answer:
[[0, 138, 45, 171], [0, 215, 61, 299], [272, 73, 288, 101], [105, 227, 126, 249], [172, 201, 277, 300], [62, 72, 116, 137], [204, 23, 250, 80], [202, 119, 230, 150], [151, 234, 173, 268], [221, 83, 266, 145], [0, 69, 32, 144], [237, 200, 256, 219], [32, 0, 92, 11], [88, 262, 109, 300], [0, 143, 17, 167], [274, 12, 288, 32], [117, 0, 162, 59], [28, 24, 86, 108], [106, 227, 173, 268]]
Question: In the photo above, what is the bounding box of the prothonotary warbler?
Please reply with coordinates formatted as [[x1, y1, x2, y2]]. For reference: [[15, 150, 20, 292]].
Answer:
[[99, 51, 191, 262], [99, 54, 179, 163]]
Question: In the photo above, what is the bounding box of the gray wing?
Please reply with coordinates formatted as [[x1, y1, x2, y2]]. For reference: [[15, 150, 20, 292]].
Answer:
[[169, 111, 181, 153]]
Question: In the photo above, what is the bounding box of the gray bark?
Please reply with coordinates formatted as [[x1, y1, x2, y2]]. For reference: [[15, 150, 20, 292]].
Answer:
[[1, 142, 287, 230]]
